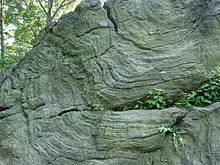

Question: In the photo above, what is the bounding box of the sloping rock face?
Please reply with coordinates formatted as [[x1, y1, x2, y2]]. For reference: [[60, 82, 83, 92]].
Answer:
[[1, 0, 220, 164]]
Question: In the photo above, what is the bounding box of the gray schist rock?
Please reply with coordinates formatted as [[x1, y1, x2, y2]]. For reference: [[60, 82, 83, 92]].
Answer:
[[1, 0, 220, 164]]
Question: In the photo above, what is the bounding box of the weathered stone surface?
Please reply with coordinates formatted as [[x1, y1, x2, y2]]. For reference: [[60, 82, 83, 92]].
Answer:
[[1, 0, 220, 164], [1, 102, 220, 165], [1, 0, 220, 109]]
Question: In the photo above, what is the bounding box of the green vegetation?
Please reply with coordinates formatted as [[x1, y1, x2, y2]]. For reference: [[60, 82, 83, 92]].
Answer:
[[175, 68, 220, 108], [174, 78, 220, 108], [174, 91, 197, 108], [133, 89, 166, 109], [158, 124, 187, 150], [196, 79, 220, 104], [89, 67, 220, 111], [89, 104, 109, 111], [134, 68, 220, 109], [0, 56, 15, 71], [0, 0, 83, 71]]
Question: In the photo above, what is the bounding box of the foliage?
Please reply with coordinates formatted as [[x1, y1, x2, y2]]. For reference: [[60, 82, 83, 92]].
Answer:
[[37, 0, 83, 24], [89, 104, 108, 111], [196, 79, 220, 105], [134, 89, 167, 109], [0, 55, 17, 71], [158, 124, 173, 135], [133, 69, 220, 109], [174, 91, 197, 108], [4, 0, 45, 57], [1, 0, 83, 70], [158, 124, 186, 150], [208, 67, 220, 79], [173, 68, 220, 108]]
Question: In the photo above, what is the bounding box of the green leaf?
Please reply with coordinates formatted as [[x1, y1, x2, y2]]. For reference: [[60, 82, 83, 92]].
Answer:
[[203, 99, 212, 104]]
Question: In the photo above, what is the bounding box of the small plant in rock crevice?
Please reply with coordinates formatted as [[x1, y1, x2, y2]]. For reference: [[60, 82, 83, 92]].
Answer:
[[175, 68, 220, 108], [195, 78, 220, 105], [174, 91, 197, 108], [89, 104, 108, 111], [158, 124, 187, 151], [133, 89, 167, 109], [195, 67, 220, 105], [87, 67, 220, 111]]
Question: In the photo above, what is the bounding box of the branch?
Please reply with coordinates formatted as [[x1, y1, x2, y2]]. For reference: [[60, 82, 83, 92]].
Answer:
[[61, 0, 76, 8], [37, 0, 47, 15], [47, 0, 54, 23], [6, 32, 33, 46], [48, 0, 54, 16], [50, 0, 67, 21]]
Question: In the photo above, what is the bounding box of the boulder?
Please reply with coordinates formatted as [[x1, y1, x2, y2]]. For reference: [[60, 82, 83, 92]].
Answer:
[[1, 0, 220, 164]]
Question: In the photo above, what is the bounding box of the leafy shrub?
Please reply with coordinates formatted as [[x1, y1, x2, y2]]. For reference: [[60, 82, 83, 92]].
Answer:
[[175, 91, 197, 108], [134, 89, 166, 109], [175, 67, 220, 107], [195, 78, 220, 105]]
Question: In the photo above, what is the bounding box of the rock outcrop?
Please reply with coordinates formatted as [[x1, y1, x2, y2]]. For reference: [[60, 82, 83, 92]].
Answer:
[[1, 0, 220, 164]]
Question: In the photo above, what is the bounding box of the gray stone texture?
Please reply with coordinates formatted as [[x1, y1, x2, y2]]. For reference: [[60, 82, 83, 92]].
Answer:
[[1, 0, 220, 164]]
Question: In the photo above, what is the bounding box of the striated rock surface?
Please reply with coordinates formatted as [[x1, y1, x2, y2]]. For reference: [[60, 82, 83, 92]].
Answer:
[[1, 0, 220, 164], [1, 102, 220, 165]]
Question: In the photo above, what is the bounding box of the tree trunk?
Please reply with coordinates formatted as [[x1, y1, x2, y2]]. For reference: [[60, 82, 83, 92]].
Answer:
[[46, 0, 53, 24]]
